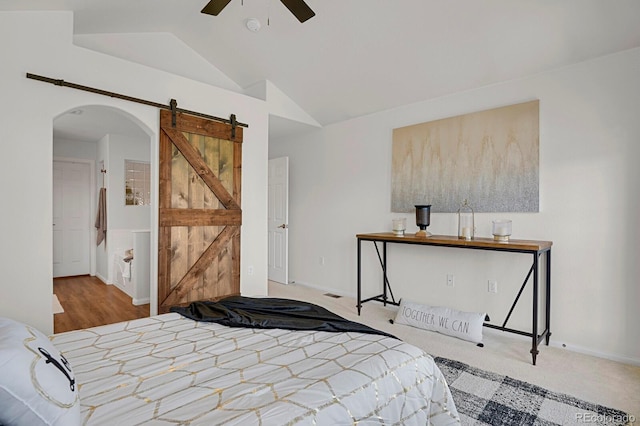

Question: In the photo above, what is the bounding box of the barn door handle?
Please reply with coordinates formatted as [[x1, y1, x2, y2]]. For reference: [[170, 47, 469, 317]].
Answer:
[[278, 224, 288, 229]]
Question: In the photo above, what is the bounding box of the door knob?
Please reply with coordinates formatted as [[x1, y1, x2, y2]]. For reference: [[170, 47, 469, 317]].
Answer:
[[278, 224, 288, 229]]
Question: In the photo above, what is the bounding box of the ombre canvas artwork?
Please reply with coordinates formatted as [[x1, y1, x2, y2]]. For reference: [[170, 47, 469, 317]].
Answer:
[[391, 100, 539, 213]]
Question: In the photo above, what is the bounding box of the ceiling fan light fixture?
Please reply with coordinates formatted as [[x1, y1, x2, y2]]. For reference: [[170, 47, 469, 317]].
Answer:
[[245, 18, 261, 32], [201, 0, 315, 23]]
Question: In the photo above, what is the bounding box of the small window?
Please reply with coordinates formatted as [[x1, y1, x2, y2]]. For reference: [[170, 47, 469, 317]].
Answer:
[[125, 160, 151, 206]]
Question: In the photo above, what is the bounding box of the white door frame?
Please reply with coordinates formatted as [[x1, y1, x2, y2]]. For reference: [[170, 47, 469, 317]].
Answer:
[[268, 157, 289, 284], [53, 157, 96, 277]]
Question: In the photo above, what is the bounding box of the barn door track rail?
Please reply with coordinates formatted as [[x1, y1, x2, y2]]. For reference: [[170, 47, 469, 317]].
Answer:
[[26, 73, 248, 137]]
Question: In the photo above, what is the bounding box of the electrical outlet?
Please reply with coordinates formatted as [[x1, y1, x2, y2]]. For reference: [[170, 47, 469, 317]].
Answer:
[[248, 266, 254, 276], [446, 274, 455, 287], [488, 280, 498, 293]]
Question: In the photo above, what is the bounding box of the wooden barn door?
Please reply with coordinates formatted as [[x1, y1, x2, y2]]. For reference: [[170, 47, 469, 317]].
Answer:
[[158, 109, 242, 313]]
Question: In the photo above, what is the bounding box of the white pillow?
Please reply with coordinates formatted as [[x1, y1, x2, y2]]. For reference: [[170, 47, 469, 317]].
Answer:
[[0, 317, 80, 426], [394, 300, 485, 344]]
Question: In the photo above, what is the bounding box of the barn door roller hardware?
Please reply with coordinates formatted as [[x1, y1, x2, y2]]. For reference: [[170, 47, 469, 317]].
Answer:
[[170, 98, 178, 127], [25, 73, 248, 135]]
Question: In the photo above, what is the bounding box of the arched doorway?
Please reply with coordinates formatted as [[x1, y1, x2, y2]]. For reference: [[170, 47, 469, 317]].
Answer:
[[52, 105, 155, 330]]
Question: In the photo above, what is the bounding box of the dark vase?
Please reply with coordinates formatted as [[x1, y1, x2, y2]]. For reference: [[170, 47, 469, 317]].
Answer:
[[415, 205, 431, 236]]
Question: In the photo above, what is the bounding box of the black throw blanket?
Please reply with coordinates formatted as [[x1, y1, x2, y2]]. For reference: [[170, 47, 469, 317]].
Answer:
[[171, 296, 396, 339]]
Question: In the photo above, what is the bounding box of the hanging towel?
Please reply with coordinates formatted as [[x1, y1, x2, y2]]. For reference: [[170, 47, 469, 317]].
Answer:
[[95, 187, 107, 246], [122, 260, 131, 280]]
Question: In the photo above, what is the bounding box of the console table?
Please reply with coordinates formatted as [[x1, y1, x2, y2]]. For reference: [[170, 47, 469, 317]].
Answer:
[[356, 232, 552, 365]]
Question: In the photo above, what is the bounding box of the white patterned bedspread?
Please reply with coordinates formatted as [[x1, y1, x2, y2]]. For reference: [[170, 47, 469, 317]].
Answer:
[[51, 313, 459, 425]]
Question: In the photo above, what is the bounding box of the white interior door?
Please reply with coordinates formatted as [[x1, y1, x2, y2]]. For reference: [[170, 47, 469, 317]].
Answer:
[[268, 157, 289, 284], [53, 160, 91, 277]]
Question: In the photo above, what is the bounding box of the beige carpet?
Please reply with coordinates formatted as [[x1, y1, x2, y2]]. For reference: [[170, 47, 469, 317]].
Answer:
[[268, 280, 639, 421], [52, 294, 64, 314]]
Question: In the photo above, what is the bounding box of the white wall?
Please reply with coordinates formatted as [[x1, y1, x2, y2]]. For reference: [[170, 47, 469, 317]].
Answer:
[[270, 48, 640, 364], [53, 138, 98, 160], [95, 133, 151, 284], [0, 11, 269, 335]]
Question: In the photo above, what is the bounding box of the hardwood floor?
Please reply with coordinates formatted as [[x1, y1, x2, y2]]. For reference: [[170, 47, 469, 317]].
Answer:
[[53, 275, 150, 334]]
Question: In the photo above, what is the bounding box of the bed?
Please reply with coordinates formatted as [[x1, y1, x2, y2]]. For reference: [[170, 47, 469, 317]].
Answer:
[[1, 297, 459, 425]]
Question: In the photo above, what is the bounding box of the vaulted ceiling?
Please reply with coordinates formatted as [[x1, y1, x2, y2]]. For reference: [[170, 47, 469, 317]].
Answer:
[[4, 0, 640, 140]]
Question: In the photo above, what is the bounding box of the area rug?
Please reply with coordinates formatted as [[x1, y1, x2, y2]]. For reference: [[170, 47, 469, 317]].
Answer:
[[434, 357, 633, 426], [52, 294, 64, 314]]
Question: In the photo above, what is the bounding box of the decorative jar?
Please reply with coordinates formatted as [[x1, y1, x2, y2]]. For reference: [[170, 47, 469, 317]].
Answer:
[[457, 199, 474, 240], [392, 218, 406, 236], [492, 219, 512, 242]]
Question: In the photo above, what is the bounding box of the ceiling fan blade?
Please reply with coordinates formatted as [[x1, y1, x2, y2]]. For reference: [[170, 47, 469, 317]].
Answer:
[[280, 0, 315, 23], [201, 0, 233, 16]]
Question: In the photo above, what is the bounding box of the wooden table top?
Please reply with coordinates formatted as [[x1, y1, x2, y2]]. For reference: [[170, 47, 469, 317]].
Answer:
[[356, 232, 552, 252]]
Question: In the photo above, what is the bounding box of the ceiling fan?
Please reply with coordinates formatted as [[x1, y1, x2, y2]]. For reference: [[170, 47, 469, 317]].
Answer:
[[201, 0, 315, 23]]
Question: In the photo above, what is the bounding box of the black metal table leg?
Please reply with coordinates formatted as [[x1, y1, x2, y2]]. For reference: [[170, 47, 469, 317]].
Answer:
[[360, 239, 399, 313], [357, 238, 362, 315], [382, 242, 387, 305], [530, 252, 539, 365], [545, 249, 552, 345]]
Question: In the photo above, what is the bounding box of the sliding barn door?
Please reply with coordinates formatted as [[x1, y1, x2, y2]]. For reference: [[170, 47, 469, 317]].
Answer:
[[158, 110, 242, 313]]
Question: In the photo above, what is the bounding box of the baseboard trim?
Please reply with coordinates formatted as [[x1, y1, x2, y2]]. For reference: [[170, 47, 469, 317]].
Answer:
[[287, 279, 353, 299], [133, 297, 150, 306], [95, 273, 109, 284], [548, 341, 640, 367]]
